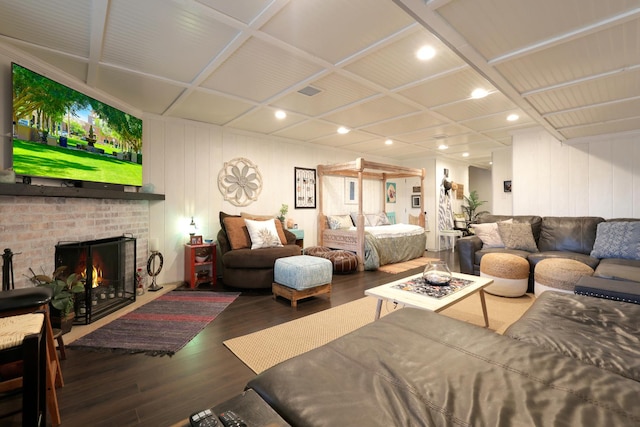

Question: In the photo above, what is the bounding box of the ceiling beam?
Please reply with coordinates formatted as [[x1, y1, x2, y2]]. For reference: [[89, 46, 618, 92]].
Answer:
[[86, 0, 109, 87]]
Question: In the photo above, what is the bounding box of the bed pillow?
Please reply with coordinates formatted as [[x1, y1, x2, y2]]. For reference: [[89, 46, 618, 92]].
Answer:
[[366, 212, 391, 226], [222, 217, 252, 250], [350, 212, 372, 227], [408, 214, 420, 225], [497, 222, 538, 252], [327, 214, 353, 230], [590, 222, 640, 260], [244, 219, 284, 249]]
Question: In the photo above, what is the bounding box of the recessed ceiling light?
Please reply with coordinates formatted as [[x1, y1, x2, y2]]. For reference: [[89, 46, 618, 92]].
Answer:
[[507, 113, 519, 121], [438, 144, 448, 150], [337, 126, 350, 134], [275, 110, 287, 120], [416, 46, 436, 61], [385, 139, 393, 145], [471, 88, 489, 99], [462, 152, 469, 157]]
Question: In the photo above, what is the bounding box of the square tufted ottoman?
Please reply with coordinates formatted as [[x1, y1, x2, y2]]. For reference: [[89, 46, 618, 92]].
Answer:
[[273, 255, 333, 307]]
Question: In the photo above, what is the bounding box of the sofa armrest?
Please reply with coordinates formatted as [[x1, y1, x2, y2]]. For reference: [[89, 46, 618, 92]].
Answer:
[[283, 228, 297, 245], [457, 235, 483, 275]]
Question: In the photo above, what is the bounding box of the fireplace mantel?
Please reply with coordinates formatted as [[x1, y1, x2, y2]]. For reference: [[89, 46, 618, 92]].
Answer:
[[0, 182, 164, 200]]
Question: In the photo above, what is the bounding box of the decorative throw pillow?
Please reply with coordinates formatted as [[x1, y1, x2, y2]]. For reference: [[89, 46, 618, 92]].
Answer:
[[222, 217, 252, 250], [497, 222, 538, 252], [327, 214, 353, 230], [408, 214, 420, 225], [241, 212, 287, 244], [244, 219, 283, 250], [350, 212, 372, 227], [470, 223, 504, 248], [590, 222, 640, 260], [366, 212, 391, 226]]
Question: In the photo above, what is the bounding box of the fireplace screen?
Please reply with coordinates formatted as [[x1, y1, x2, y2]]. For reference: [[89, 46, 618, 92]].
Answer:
[[55, 236, 136, 324]]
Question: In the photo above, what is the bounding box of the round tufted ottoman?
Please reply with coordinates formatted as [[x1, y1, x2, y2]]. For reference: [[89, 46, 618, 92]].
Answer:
[[304, 246, 333, 257], [480, 253, 529, 297], [534, 258, 594, 297]]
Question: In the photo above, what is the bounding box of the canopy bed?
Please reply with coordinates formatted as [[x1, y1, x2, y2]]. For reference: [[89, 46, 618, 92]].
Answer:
[[317, 158, 426, 271]]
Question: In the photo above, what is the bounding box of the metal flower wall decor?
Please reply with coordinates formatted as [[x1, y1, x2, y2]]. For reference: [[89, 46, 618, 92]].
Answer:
[[217, 157, 263, 206]]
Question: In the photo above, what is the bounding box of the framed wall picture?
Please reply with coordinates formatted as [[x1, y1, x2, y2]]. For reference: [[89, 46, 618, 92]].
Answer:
[[344, 177, 358, 204], [455, 183, 464, 199], [411, 194, 421, 208], [294, 167, 316, 208], [190, 235, 203, 245], [386, 182, 396, 203], [504, 180, 512, 192], [412, 186, 421, 193]]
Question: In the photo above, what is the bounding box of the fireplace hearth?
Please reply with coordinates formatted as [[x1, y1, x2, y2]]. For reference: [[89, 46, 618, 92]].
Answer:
[[55, 236, 136, 324]]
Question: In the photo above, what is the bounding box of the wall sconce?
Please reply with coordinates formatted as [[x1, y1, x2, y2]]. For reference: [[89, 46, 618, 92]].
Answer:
[[189, 217, 197, 236]]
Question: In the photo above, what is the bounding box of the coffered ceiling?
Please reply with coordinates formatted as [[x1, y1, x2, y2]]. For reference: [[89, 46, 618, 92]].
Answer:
[[0, 0, 638, 168]]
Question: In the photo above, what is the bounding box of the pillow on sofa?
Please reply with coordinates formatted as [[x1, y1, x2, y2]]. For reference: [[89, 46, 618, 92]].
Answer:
[[244, 219, 284, 250], [470, 223, 504, 248], [241, 212, 287, 244], [223, 217, 252, 250], [590, 222, 640, 260], [328, 214, 353, 230], [497, 222, 538, 252]]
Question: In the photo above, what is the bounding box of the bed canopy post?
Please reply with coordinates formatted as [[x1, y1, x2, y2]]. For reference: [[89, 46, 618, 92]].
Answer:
[[419, 168, 425, 228], [356, 158, 365, 271], [317, 169, 324, 246]]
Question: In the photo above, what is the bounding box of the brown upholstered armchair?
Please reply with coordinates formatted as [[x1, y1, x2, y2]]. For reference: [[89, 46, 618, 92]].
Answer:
[[217, 212, 301, 289]]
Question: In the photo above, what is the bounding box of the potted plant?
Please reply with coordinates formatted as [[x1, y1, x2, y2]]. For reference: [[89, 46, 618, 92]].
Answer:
[[461, 190, 490, 224], [277, 203, 288, 225], [30, 266, 84, 333]]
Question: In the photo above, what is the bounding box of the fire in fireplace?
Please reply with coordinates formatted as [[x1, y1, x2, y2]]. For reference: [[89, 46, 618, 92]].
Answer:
[[55, 236, 136, 324]]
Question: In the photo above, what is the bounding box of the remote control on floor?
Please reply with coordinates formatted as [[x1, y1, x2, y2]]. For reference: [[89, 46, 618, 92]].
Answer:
[[189, 408, 220, 427]]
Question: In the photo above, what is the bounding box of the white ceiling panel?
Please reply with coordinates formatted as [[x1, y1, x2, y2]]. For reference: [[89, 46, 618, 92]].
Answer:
[[362, 112, 444, 136], [398, 68, 490, 108], [343, 28, 466, 90], [2, 0, 637, 168], [168, 90, 254, 125], [272, 73, 378, 116], [226, 107, 307, 135], [260, 0, 414, 64], [196, 0, 272, 24], [323, 96, 419, 128], [201, 37, 323, 102], [103, 0, 240, 82], [96, 67, 187, 115]]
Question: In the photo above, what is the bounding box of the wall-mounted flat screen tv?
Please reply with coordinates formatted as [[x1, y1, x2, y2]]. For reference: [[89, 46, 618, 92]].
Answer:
[[11, 63, 143, 187]]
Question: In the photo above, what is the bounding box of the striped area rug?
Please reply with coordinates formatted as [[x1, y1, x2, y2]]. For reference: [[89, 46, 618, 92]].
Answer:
[[69, 290, 239, 356]]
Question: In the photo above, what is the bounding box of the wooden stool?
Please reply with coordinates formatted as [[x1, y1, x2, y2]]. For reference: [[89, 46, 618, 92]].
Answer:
[[0, 288, 63, 426], [0, 313, 46, 426]]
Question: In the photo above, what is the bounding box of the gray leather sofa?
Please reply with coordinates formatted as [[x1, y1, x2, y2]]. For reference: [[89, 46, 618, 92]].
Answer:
[[247, 295, 640, 426], [457, 215, 640, 292]]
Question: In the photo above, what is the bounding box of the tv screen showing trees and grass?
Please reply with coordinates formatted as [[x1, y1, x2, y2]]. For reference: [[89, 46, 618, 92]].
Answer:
[[11, 63, 143, 187]]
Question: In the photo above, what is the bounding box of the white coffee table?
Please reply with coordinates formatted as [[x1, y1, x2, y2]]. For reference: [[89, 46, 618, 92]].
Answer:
[[365, 272, 493, 326]]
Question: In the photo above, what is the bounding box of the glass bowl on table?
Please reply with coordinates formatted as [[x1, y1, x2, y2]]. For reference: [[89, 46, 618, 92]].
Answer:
[[423, 261, 452, 286]]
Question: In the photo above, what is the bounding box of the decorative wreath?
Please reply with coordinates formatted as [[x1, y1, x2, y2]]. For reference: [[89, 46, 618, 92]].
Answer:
[[146, 252, 164, 277], [217, 157, 263, 206]]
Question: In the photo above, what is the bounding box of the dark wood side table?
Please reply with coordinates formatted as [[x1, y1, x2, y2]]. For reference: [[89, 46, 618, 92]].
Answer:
[[184, 243, 217, 288]]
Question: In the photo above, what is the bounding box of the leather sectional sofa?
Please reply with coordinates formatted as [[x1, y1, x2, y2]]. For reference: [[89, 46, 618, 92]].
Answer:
[[246, 292, 640, 426], [457, 215, 640, 292]]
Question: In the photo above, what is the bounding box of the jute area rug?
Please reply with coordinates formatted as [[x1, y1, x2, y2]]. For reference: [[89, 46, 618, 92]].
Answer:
[[224, 291, 535, 374], [377, 256, 441, 274]]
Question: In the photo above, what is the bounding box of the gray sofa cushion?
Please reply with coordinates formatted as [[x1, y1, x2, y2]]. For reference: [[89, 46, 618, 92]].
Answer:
[[504, 291, 640, 382], [537, 216, 604, 254], [248, 308, 640, 426]]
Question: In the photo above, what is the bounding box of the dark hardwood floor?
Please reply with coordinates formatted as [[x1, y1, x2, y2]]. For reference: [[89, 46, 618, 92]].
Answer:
[[4, 251, 458, 427]]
